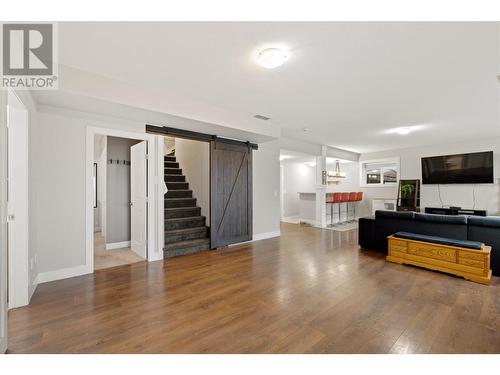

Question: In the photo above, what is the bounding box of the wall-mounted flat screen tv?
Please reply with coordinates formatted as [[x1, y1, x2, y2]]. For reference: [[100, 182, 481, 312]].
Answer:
[[421, 151, 494, 184]]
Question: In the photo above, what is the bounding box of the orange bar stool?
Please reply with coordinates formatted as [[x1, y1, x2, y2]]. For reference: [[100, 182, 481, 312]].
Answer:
[[347, 192, 358, 222], [340, 192, 350, 224]]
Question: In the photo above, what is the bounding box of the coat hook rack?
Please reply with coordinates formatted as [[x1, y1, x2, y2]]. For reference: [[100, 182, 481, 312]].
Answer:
[[108, 159, 131, 166]]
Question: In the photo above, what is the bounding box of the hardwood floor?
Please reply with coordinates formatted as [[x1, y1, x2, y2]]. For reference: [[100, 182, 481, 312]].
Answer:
[[7, 223, 500, 353]]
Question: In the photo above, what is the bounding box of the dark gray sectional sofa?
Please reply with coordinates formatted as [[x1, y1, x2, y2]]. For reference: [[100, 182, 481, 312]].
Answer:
[[358, 210, 500, 276]]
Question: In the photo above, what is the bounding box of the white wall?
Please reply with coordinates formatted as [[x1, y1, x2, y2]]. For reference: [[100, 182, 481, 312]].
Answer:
[[106, 136, 141, 244], [34, 112, 87, 274], [359, 137, 500, 217], [280, 162, 316, 218], [253, 140, 281, 238], [325, 161, 360, 193], [174, 138, 210, 225]]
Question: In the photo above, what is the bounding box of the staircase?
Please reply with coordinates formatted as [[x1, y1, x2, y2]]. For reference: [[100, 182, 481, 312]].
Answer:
[[164, 154, 211, 258]]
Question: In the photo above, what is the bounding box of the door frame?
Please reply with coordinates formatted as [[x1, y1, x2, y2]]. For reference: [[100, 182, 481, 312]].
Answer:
[[6, 90, 30, 309], [0, 90, 8, 353], [85, 126, 161, 271]]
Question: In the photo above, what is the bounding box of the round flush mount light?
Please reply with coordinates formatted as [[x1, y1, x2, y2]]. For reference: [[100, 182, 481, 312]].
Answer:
[[256, 48, 289, 69], [385, 125, 428, 136]]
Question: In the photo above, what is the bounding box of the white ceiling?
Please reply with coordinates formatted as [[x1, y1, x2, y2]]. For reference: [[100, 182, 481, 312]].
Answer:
[[57, 22, 500, 153], [280, 149, 354, 165]]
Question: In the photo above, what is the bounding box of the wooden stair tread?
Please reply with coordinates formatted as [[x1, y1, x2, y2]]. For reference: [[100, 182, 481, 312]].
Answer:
[[165, 216, 205, 222], [165, 206, 201, 211], [164, 238, 210, 250], [165, 226, 207, 234]]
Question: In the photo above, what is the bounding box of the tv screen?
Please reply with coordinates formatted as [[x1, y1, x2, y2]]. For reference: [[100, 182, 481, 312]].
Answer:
[[421, 151, 494, 184]]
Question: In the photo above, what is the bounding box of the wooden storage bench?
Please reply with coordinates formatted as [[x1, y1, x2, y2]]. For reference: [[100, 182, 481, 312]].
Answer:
[[387, 232, 491, 285]]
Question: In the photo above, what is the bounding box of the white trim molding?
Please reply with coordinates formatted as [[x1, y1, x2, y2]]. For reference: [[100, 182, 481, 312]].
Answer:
[[229, 230, 281, 247], [252, 230, 281, 241], [105, 241, 131, 250], [36, 265, 91, 284], [6, 90, 30, 309]]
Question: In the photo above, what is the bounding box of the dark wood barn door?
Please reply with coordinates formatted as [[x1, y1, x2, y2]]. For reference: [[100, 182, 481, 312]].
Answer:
[[210, 140, 253, 247]]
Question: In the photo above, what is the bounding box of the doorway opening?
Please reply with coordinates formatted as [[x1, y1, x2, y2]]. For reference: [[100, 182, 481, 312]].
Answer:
[[280, 150, 317, 226], [93, 135, 147, 270], [162, 135, 211, 258], [147, 124, 256, 255]]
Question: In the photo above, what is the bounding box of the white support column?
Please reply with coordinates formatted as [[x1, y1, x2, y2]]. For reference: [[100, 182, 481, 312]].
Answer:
[[315, 146, 327, 228]]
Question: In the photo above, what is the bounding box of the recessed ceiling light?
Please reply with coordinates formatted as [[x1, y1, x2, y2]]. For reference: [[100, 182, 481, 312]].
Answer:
[[302, 127, 310, 132], [256, 48, 288, 69]]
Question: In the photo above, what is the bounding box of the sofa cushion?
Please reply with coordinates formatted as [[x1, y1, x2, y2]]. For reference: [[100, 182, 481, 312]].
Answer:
[[394, 231, 482, 250], [375, 210, 415, 219], [414, 213, 468, 225], [468, 216, 500, 229]]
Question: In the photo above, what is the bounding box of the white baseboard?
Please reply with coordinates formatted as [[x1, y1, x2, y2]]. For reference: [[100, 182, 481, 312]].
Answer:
[[37, 264, 92, 284], [228, 230, 281, 247], [253, 230, 281, 241], [106, 241, 131, 250]]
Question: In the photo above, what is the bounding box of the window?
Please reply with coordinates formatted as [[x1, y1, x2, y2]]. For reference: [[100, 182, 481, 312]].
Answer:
[[361, 158, 400, 187]]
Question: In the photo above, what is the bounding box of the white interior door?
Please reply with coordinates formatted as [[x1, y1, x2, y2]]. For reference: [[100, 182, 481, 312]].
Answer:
[[7, 93, 29, 309], [0, 92, 8, 353], [130, 141, 147, 259]]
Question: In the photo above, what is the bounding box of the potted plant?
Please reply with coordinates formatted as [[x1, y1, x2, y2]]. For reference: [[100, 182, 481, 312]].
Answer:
[[401, 183, 416, 206]]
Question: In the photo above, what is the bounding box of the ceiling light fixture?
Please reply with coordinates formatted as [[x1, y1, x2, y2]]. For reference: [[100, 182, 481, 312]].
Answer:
[[302, 127, 310, 132], [256, 48, 289, 69], [330, 160, 346, 178], [393, 127, 412, 135], [385, 124, 429, 136]]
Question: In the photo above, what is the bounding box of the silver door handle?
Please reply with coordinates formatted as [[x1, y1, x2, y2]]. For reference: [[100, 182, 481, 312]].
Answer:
[[7, 214, 15, 221], [129, 202, 133, 207]]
